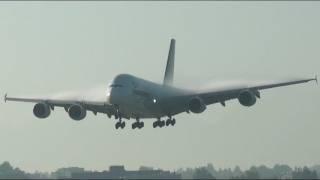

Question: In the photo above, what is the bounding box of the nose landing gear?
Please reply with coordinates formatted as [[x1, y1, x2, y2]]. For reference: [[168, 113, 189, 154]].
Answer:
[[114, 106, 125, 129]]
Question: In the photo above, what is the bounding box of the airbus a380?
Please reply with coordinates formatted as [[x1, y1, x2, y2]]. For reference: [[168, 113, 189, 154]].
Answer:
[[4, 39, 317, 129]]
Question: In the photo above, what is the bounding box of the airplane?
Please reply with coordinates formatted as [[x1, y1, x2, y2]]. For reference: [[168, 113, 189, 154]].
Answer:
[[4, 39, 317, 130]]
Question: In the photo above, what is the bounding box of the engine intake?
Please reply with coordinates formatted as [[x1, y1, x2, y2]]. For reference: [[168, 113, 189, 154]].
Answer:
[[68, 104, 86, 121], [33, 103, 51, 118], [238, 90, 257, 107], [188, 97, 206, 113]]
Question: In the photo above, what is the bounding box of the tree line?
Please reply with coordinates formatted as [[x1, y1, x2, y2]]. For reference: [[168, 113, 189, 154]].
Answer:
[[0, 161, 319, 179], [177, 163, 319, 179]]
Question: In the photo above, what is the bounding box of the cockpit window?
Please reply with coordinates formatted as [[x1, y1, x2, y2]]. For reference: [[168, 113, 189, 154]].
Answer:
[[109, 84, 123, 88]]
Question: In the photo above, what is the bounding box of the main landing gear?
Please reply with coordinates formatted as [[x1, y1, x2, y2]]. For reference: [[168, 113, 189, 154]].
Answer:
[[166, 117, 176, 126], [153, 117, 176, 128], [132, 117, 144, 129]]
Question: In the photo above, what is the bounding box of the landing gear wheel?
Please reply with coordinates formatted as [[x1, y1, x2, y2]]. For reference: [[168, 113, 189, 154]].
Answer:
[[120, 121, 125, 129], [115, 121, 125, 129], [159, 120, 165, 128], [132, 117, 144, 129], [153, 121, 158, 128], [166, 119, 171, 126], [115, 122, 120, 129], [132, 123, 136, 129], [172, 118, 176, 126], [138, 122, 144, 129]]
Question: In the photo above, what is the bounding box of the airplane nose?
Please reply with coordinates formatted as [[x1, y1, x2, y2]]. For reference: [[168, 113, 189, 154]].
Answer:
[[107, 87, 119, 105], [106, 88, 113, 104]]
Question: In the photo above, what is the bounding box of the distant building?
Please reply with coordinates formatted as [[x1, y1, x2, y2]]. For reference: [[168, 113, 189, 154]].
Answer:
[[71, 165, 181, 179], [52, 167, 85, 179]]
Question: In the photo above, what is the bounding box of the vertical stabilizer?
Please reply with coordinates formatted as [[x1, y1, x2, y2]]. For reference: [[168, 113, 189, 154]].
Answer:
[[163, 38, 175, 86]]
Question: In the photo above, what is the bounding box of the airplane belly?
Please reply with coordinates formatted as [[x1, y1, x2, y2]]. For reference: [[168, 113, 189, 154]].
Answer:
[[120, 94, 164, 119]]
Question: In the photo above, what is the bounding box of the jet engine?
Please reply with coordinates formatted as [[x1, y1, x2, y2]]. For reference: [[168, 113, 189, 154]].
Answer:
[[188, 97, 206, 113], [238, 90, 257, 107], [68, 104, 87, 121], [33, 103, 51, 118]]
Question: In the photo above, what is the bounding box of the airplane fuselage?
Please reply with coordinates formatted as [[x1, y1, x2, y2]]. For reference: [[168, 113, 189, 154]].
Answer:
[[108, 74, 191, 119]]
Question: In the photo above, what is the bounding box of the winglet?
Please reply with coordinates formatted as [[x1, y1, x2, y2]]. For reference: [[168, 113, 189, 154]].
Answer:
[[4, 93, 7, 103], [315, 75, 318, 85]]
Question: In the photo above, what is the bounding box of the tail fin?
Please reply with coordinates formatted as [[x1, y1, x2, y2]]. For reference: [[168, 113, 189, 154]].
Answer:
[[163, 38, 175, 86]]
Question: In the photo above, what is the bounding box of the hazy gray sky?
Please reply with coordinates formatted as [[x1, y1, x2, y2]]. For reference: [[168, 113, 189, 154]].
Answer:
[[0, 2, 319, 172]]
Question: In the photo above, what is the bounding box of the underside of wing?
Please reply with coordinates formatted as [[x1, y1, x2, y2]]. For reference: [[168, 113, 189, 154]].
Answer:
[[4, 94, 116, 120], [145, 76, 317, 117], [197, 76, 317, 106]]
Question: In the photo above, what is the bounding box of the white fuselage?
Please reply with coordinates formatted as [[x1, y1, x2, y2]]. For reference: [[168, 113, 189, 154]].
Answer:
[[107, 74, 191, 119]]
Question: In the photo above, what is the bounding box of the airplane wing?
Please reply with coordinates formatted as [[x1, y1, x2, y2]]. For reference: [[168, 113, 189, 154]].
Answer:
[[4, 94, 116, 116], [196, 76, 317, 106]]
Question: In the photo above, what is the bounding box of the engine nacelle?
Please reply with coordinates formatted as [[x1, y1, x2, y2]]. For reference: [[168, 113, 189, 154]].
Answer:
[[68, 104, 86, 121], [33, 103, 51, 119], [238, 90, 257, 107], [188, 97, 206, 113]]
